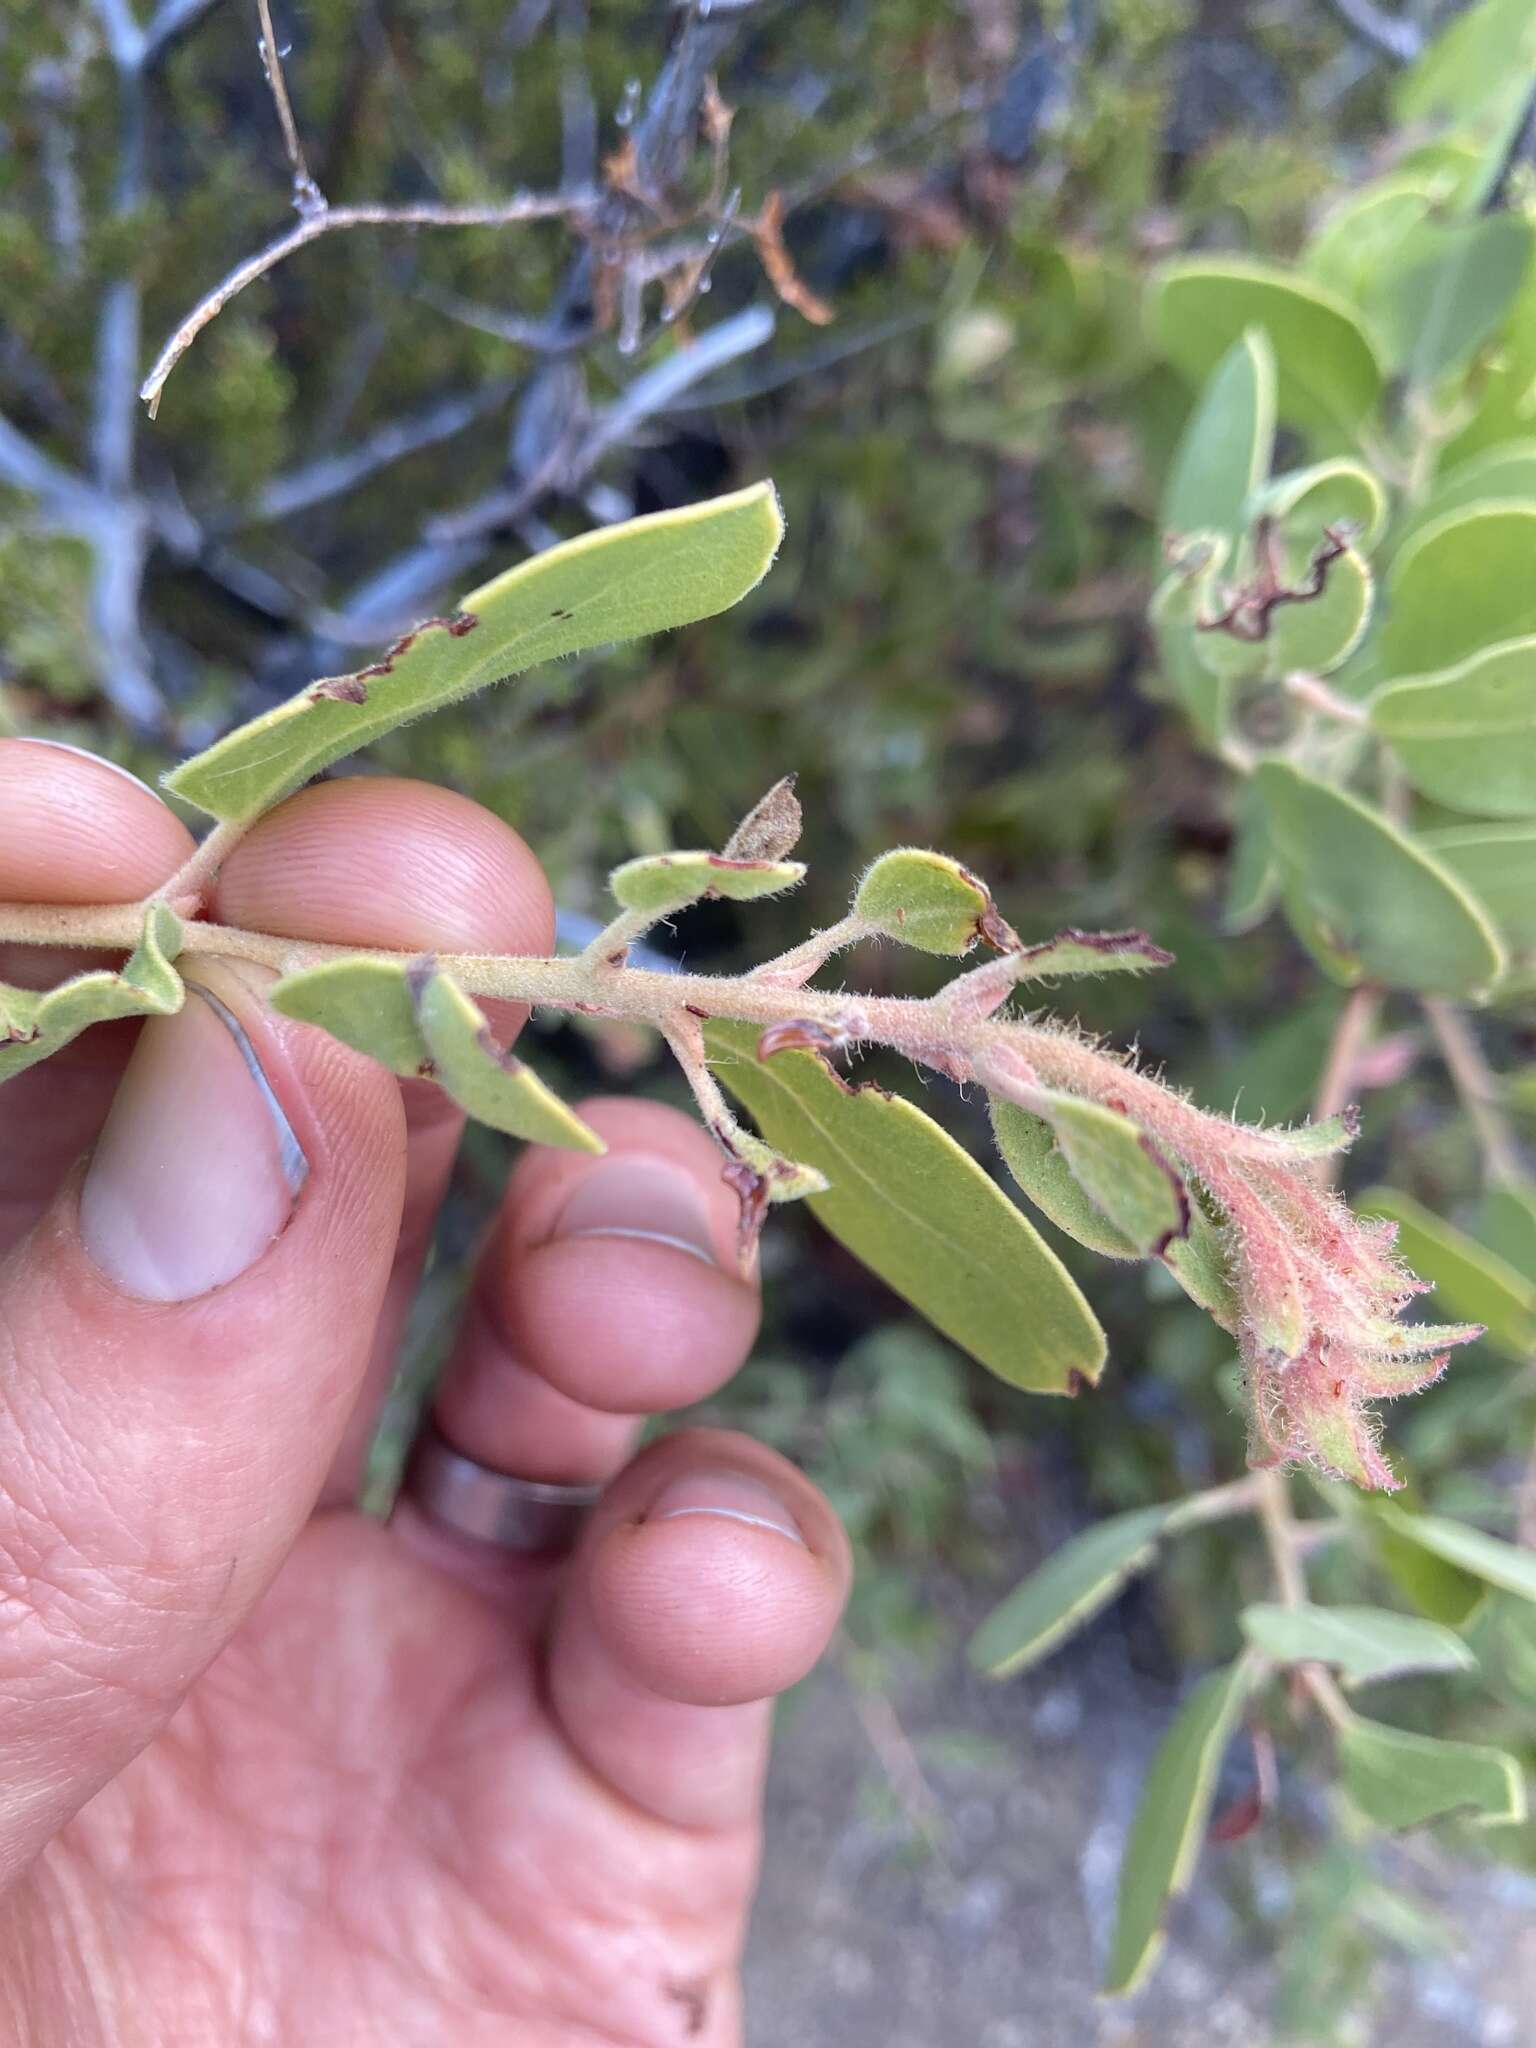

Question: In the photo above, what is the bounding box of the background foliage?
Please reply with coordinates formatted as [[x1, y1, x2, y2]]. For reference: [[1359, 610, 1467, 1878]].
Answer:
[[6, 0, 1536, 2036]]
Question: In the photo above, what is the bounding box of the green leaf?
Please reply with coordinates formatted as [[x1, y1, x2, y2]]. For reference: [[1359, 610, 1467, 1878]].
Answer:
[[1396, 0, 1536, 128], [1372, 637, 1536, 818], [1238, 1602, 1475, 1685], [1223, 780, 1280, 934], [166, 483, 785, 823], [1162, 328, 1276, 539], [1148, 260, 1385, 444], [852, 848, 998, 955], [1382, 505, 1536, 679], [269, 957, 429, 1076], [1267, 536, 1374, 678], [1103, 1659, 1259, 1997], [1006, 928, 1175, 981], [1255, 763, 1505, 1000], [0, 903, 184, 1084], [609, 850, 805, 918], [1358, 1186, 1536, 1359], [990, 1098, 1138, 1258], [1476, 1182, 1536, 1280], [1423, 821, 1536, 995], [705, 1019, 1107, 1394], [969, 1506, 1176, 1678], [1366, 215, 1534, 387], [1339, 1717, 1525, 1831], [1445, 255, 1536, 464], [1373, 1504, 1536, 1607], [1041, 1095, 1188, 1258], [1251, 458, 1389, 553], [1349, 1496, 1488, 1628], [990, 1099, 1239, 1320], [1150, 544, 1233, 746], [1304, 174, 1441, 307], [413, 972, 605, 1151], [1399, 443, 1536, 555]]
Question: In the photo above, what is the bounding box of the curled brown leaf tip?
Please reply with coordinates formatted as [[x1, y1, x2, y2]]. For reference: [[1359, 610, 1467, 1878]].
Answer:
[[757, 1018, 841, 1060], [978, 903, 1022, 952], [1197, 519, 1354, 644], [1023, 927, 1175, 967], [723, 774, 802, 862]]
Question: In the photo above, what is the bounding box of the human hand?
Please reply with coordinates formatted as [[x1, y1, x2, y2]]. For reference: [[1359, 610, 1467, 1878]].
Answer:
[[0, 739, 850, 2047]]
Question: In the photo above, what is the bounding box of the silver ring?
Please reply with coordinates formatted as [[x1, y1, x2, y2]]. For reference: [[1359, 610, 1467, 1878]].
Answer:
[[401, 1422, 601, 1554]]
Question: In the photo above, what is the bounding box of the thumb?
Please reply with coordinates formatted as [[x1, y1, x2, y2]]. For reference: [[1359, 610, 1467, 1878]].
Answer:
[[0, 959, 405, 1887]]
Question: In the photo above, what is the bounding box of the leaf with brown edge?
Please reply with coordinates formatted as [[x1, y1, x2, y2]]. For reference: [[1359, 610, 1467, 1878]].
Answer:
[[722, 774, 802, 862], [852, 848, 1006, 956], [413, 971, 606, 1152], [609, 850, 805, 919], [0, 903, 184, 1085], [167, 483, 785, 823], [705, 1019, 1106, 1395]]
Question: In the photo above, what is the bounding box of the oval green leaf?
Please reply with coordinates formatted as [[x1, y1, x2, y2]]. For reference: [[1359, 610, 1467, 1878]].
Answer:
[[610, 850, 805, 918], [1238, 1602, 1475, 1686], [1382, 505, 1536, 679], [1339, 1717, 1525, 1831], [969, 1506, 1176, 1679], [414, 972, 605, 1151], [1366, 214, 1534, 387], [1162, 328, 1276, 539], [1103, 1658, 1260, 1997], [1251, 457, 1388, 552], [166, 483, 785, 823], [1148, 259, 1385, 443], [853, 849, 996, 955], [705, 1019, 1106, 1394], [269, 956, 429, 1076], [1423, 821, 1536, 996], [1373, 1504, 1536, 1608], [0, 904, 184, 1084], [1372, 636, 1536, 818], [1255, 762, 1505, 999], [1040, 1094, 1188, 1258]]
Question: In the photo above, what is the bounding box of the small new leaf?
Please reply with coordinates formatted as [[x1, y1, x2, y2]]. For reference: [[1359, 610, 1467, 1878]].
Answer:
[[413, 972, 605, 1152], [1042, 1095, 1190, 1259], [609, 851, 805, 919], [853, 849, 1007, 956], [269, 957, 427, 1075], [0, 903, 184, 1084]]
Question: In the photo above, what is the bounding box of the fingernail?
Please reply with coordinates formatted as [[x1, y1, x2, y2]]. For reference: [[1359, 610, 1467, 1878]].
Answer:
[[80, 962, 309, 1302], [13, 735, 159, 798], [552, 1155, 719, 1266], [645, 1468, 805, 1545]]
